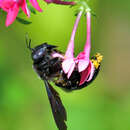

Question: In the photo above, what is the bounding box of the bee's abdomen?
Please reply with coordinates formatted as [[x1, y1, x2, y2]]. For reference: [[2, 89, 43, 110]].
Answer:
[[54, 67, 100, 90]]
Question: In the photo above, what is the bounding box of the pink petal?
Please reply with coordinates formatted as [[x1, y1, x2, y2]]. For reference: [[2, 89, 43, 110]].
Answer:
[[76, 52, 85, 59], [21, 0, 30, 17], [67, 62, 75, 79], [62, 59, 75, 74], [87, 61, 95, 82], [78, 60, 89, 72], [29, 0, 42, 12], [5, 4, 19, 27], [0, 0, 14, 11], [76, 52, 89, 61], [79, 62, 91, 85], [52, 53, 64, 59]]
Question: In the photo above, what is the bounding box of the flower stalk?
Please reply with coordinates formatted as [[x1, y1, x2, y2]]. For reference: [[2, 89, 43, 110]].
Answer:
[[44, 0, 76, 5]]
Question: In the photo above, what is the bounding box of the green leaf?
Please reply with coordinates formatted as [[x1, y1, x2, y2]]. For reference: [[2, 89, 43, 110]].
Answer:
[[28, 5, 36, 15], [16, 17, 32, 25]]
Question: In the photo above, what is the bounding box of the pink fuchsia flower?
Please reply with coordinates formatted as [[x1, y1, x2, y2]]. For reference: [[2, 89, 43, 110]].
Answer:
[[62, 10, 83, 79], [62, 11, 95, 85], [0, 0, 30, 26], [44, 0, 76, 5], [29, 0, 42, 12], [76, 11, 95, 85]]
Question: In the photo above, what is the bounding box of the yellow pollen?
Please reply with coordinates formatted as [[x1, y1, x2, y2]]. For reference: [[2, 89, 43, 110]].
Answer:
[[97, 55, 103, 63], [91, 53, 103, 69], [96, 53, 101, 57], [92, 60, 99, 69]]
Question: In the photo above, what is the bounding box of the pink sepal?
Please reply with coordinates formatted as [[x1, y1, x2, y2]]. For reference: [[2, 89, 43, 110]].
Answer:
[[79, 62, 91, 85], [67, 61, 75, 78], [62, 59, 75, 74], [87, 61, 95, 82]]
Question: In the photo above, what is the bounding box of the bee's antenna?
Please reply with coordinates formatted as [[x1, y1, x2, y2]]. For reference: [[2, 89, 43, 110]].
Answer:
[[25, 33, 34, 52]]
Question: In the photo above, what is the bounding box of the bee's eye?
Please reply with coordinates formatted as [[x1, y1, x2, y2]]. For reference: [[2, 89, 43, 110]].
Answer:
[[38, 49, 43, 56], [32, 48, 46, 61]]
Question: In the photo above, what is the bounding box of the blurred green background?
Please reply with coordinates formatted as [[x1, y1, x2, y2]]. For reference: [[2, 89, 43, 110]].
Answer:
[[0, 0, 130, 130]]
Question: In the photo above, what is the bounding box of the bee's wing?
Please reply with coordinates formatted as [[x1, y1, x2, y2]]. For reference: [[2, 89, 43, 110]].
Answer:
[[43, 80, 67, 130]]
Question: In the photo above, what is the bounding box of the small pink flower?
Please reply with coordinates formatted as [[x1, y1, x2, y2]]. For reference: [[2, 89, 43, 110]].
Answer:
[[62, 11, 95, 85], [62, 10, 83, 79], [44, 0, 76, 5], [76, 12, 95, 85], [0, 0, 30, 26]]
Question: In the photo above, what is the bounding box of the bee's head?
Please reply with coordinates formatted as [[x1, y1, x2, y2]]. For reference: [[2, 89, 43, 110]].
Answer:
[[91, 53, 103, 69], [26, 38, 57, 62], [31, 43, 48, 62]]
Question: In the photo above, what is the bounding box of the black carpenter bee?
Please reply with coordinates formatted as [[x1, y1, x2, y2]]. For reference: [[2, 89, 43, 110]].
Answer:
[[27, 38, 103, 130]]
